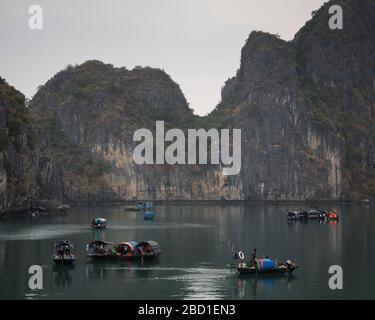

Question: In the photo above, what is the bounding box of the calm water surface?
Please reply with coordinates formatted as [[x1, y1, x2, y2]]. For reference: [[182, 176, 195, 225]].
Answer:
[[0, 203, 374, 300]]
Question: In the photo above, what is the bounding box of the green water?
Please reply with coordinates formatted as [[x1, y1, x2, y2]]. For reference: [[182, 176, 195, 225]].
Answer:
[[0, 203, 374, 299]]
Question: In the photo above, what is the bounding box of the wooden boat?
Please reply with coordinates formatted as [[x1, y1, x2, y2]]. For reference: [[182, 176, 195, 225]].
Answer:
[[237, 260, 298, 275], [90, 217, 107, 229], [113, 241, 139, 259], [53, 254, 76, 265], [53, 240, 76, 264], [287, 211, 308, 221], [138, 201, 154, 209], [136, 241, 161, 260], [115, 241, 161, 260], [86, 240, 116, 259], [143, 211, 154, 220]]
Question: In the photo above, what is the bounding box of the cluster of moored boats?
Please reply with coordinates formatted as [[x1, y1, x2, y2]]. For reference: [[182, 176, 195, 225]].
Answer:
[[287, 209, 339, 221], [53, 239, 161, 264], [86, 240, 161, 260], [53, 202, 161, 264]]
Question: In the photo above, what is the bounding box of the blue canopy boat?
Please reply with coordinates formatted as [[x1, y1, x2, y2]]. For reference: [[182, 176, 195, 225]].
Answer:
[[138, 201, 154, 209], [237, 259, 298, 275], [143, 211, 154, 220], [90, 217, 107, 229]]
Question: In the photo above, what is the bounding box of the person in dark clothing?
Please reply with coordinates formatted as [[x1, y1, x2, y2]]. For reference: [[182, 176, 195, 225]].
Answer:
[[250, 248, 257, 267]]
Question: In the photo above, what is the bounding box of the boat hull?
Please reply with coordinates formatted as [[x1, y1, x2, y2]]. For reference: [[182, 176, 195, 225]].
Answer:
[[53, 255, 76, 265], [90, 224, 106, 229], [87, 253, 160, 260], [237, 265, 297, 275]]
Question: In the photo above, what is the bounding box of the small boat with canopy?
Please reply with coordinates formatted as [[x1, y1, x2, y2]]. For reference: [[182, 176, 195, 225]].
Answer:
[[114, 241, 139, 258], [237, 259, 298, 275], [53, 240, 76, 264], [86, 240, 115, 259], [114, 241, 161, 260], [135, 241, 161, 259], [143, 211, 154, 220], [90, 217, 108, 229], [229, 245, 298, 276]]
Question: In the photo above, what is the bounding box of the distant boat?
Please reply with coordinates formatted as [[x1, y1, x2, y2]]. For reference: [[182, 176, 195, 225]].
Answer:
[[143, 211, 154, 220], [86, 240, 115, 259], [53, 240, 76, 265], [138, 201, 154, 209], [125, 206, 141, 211], [237, 259, 298, 275], [287, 210, 339, 221], [90, 217, 108, 229]]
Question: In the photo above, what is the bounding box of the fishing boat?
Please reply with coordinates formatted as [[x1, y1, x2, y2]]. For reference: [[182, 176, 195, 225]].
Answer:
[[326, 211, 339, 221], [53, 240, 76, 264], [307, 209, 321, 220], [114, 241, 139, 259], [138, 201, 154, 209], [237, 259, 298, 275], [135, 241, 161, 259], [115, 241, 161, 260], [287, 211, 308, 221], [90, 217, 107, 229], [287, 209, 339, 222], [143, 211, 154, 220], [86, 240, 116, 259]]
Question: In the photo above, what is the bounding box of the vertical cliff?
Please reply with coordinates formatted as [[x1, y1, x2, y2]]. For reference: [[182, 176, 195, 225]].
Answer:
[[293, 0, 375, 199], [30, 61, 226, 202], [212, 31, 343, 200], [0, 78, 36, 212]]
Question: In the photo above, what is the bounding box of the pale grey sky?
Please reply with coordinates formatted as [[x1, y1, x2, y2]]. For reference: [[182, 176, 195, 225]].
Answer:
[[0, 0, 325, 115]]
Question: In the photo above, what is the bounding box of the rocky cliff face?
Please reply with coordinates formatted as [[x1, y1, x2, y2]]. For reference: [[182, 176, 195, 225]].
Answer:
[[1, 0, 374, 210], [210, 0, 374, 200], [293, 0, 375, 199], [213, 31, 343, 200], [30, 61, 225, 202], [0, 78, 37, 212]]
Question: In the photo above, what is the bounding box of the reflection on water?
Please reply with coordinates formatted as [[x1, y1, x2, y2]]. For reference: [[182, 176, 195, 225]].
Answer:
[[235, 275, 296, 299], [0, 203, 374, 299]]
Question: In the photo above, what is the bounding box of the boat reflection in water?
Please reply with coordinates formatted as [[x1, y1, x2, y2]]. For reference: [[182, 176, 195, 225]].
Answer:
[[235, 274, 296, 299], [52, 264, 75, 288], [84, 259, 161, 281]]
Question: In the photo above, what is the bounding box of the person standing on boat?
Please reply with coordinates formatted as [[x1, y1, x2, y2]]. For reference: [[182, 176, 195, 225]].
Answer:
[[250, 248, 258, 267], [57, 242, 65, 258]]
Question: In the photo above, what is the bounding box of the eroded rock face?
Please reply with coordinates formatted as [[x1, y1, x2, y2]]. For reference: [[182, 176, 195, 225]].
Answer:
[[30, 61, 228, 202], [293, 0, 375, 199], [0, 78, 36, 212], [217, 31, 343, 200]]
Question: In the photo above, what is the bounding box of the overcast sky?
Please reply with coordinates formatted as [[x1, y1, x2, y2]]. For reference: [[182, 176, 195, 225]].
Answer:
[[0, 0, 325, 116]]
